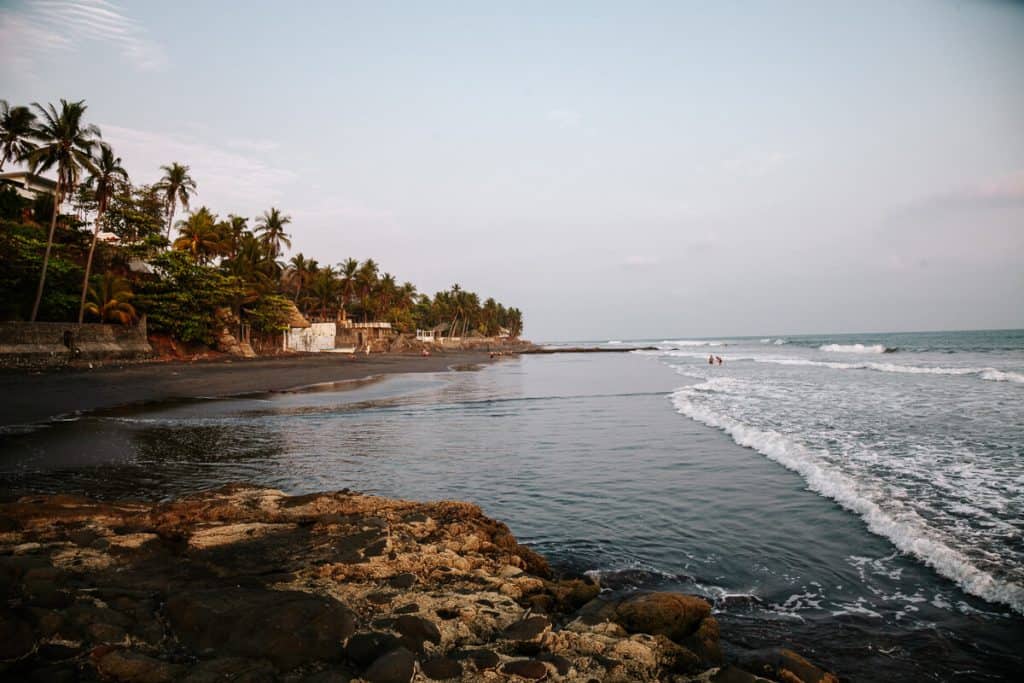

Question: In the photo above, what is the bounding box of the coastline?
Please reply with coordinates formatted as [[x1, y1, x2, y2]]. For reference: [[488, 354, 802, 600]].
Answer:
[[0, 484, 837, 682], [0, 351, 504, 429]]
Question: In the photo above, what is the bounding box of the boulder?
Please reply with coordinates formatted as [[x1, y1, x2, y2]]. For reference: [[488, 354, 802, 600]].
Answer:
[[420, 655, 463, 680], [166, 587, 354, 670], [502, 615, 551, 642], [502, 659, 549, 679], [734, 648, 839, 683], [94, 649, 180, 683], [363, 647, 415, 683]]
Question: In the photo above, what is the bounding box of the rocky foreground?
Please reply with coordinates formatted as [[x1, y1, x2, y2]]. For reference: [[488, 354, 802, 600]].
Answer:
[[0, 485, 839, 682]]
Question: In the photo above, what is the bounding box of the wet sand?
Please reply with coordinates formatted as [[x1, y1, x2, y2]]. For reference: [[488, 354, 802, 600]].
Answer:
[[0, 351, 498, 428]]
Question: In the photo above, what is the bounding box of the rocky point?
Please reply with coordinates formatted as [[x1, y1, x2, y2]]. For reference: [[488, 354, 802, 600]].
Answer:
[[0, 485, 839, 682]]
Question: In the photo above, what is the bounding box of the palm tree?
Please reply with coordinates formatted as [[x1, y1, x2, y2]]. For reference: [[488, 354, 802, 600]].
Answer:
[[0, 100, 37, 171], [156, 162, 197, 242], [220, 214, 249, 260], [338, 257, 359, 319], [173, 207, 223, 263], [85, 272, 137, 325], [308, 266, 339, 320], [23, 99, 100, 321], [78, 143, 128, 323], [255, 207, 292, 259], [356, 259, 379, 321], [288, 253, 312, 302]]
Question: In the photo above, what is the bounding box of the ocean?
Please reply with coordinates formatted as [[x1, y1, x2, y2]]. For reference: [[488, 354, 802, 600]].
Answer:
[[1, 329, 1022, 681]]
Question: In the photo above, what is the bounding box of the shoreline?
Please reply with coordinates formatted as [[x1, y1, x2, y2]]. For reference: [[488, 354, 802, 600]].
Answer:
[[0, 484, 838, 682], [0, 350, 503, 429]]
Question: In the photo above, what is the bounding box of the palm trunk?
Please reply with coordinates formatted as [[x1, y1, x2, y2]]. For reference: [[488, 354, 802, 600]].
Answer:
[[30, 187, 62, 322], [78, 211, 104, 323], [294, 278, 302, 302], [165, 199, 176, 244]]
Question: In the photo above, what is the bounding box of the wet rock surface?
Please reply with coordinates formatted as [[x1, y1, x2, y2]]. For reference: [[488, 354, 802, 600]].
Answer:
[[0, 485, 839, 682]]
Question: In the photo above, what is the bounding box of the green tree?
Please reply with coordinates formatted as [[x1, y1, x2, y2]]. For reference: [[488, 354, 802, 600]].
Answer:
[[78, 143, 128, 323], [255, 207, 292, 259], [0, 100, 37, 171], [220, 214, 248, 260], [23, 99, 100, 321], [156, 162, 197, 242], [135, 251, 246, 344], [287, 253, 312, 302], [173, 207, 223, 263], [85, 272, 137, 324]]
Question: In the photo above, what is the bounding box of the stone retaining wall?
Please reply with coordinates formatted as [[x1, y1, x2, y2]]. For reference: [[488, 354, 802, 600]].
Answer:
[[0, 318, 153, 368]]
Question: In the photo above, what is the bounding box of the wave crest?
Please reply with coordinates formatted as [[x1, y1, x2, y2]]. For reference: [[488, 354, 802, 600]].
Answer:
[[820, 343, 892, 354], [670, 383, 1024, 614]]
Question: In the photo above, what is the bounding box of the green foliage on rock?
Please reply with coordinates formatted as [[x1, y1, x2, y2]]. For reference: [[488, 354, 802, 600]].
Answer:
[[243, 294, 292, 334], [134, 251, 246, 345]]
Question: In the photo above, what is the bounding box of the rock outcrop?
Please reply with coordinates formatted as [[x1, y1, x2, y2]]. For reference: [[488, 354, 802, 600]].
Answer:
[[0, 485, 838, 682]]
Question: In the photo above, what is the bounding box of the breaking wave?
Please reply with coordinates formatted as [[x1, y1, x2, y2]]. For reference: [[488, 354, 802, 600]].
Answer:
[[661, 340, 723, 347], [820, 343, 893, 354], [670, 381, 1024, 615]]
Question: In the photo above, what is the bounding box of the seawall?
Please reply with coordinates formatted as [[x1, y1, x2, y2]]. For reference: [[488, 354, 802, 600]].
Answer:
[[0, 319, 153, 368]]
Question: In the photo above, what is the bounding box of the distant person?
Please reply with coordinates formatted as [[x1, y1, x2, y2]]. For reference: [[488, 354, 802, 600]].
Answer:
[[715, 355, 723, 365], [708, 354, 714, 365]]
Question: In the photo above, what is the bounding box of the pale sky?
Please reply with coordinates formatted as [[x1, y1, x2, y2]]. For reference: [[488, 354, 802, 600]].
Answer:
[[2, 0, 1022, 341]]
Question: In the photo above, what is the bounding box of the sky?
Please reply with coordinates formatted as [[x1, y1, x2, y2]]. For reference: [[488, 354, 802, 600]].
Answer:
[[1, 0, 1022, 341]]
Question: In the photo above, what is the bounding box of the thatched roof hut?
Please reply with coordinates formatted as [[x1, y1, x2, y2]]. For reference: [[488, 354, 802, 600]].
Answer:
[[284, 301, 311, 329]]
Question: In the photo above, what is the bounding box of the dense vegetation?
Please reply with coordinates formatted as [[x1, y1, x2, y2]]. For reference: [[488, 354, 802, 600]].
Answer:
[[0, 98, 523, 346]]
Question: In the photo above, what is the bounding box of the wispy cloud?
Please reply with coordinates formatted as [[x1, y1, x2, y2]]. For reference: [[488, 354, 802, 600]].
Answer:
[[546, 109, 582, 129], [0, 0, 166, 75], [101, 124, 296, 214], [621, 255, 660, 269], [719, 151, 789, 178], [897, 170, 1024, 216]]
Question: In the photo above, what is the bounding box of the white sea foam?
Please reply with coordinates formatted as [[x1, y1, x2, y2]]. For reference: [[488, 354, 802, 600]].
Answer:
[[979, 369, 1024, 384], [820, 343, 889, 354], [671, 381, 1024, 615], [661, 340, 723, 347], [607, 340, 623, 345], [655, 349, 1021, 385], [773, 338, 787, 345]]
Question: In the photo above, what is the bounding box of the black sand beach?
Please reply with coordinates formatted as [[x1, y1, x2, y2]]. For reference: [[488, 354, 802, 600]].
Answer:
[[0, 351, 497, 428]]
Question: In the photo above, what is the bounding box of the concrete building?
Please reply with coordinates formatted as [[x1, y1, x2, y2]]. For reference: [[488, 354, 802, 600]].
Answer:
[[0, 172, 57, 200]]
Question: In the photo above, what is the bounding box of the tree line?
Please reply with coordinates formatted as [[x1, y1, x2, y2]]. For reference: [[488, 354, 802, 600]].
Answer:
[[0, 98, 523, 344]]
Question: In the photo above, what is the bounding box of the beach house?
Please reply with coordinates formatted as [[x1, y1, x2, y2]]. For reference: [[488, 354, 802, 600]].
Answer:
[[0, 172, 57, 200]]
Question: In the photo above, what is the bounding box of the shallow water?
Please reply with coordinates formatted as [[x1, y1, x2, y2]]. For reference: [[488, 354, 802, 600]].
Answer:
[[1, 331, 1022, 681]]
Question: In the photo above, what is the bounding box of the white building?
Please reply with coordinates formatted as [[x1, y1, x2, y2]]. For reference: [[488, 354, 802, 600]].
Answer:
[[0, 172, 57, 200]]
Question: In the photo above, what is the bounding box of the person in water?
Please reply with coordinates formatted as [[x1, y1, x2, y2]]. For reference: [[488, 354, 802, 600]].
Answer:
[[715, 355, 723, 365], [708, 354, 715, 365]]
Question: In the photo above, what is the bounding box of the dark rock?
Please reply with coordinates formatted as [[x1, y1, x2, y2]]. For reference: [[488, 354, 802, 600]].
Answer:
[[346, 631, 401, 668], [421, 655, 463, 680], [87, 621, 129, 642], [28, 663, 77, 683], [612, 592, 711, 640], [23, 581, 71, 608], [363, 647, 415, 683], [734, 647, 839, 683], [166, 587, 354, 670], [502, 615, 550, 642], [394, 603, 419, 614], [179, 656, 278, 683], [435, 607, 460, 620], [394, 614, 441, 650], [712, 664, 774, 682], [366, 591, 394, 604], [37, 642, 83, 661], [0, 608, 35, 660], [502, 659, 549, 679], [388, 573, 417, 588], [302, 670, 354, 683], [463, 648, 500, 670], [538, 653, 572, 676], [94, 648, 180, 683]]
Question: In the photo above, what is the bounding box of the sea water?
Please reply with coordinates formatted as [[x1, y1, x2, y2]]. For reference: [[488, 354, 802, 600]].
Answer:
[[1, 329, 1022, 680]]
